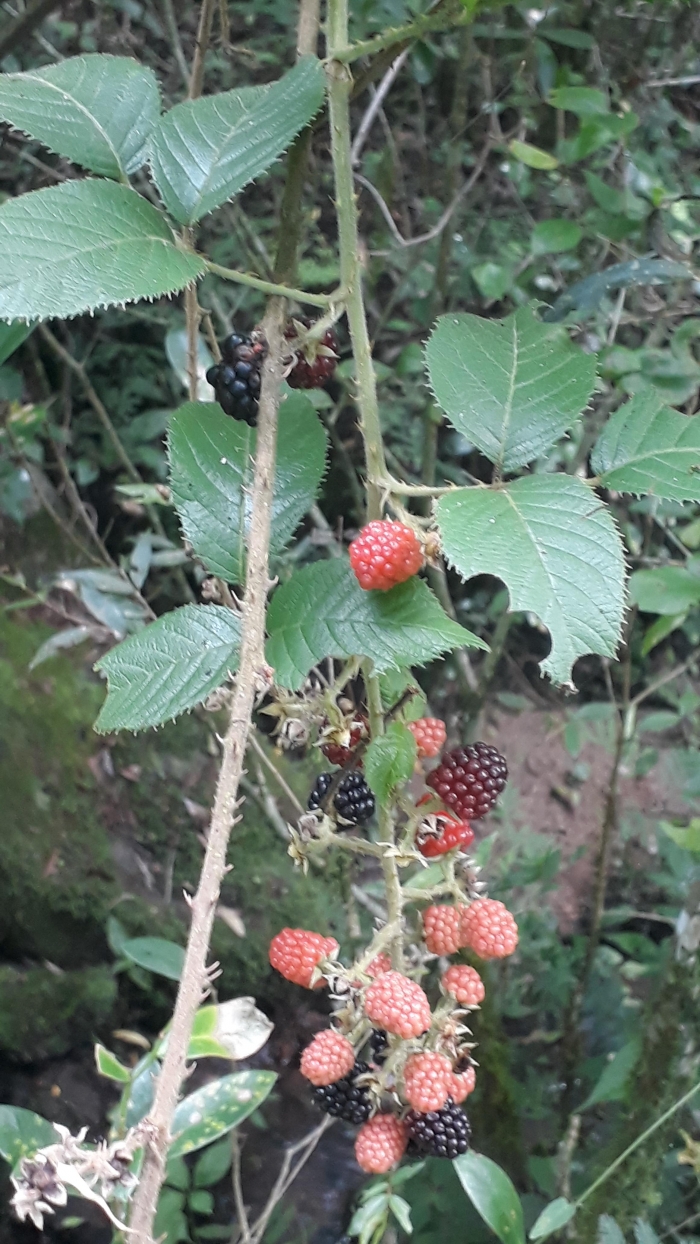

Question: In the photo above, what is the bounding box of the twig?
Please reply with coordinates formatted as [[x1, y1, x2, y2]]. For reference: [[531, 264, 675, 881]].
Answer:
[[189, 0, 216, 98], [205, 261, 338, 307], [159, 0, 190, 89], [247, 733, 305, 816], [351, 48, 410, 165], [333, 3, 472, 64], [248, 1117, 333, 1244], [630, 655, 699, 708], [230, 1131, 252, 1244]]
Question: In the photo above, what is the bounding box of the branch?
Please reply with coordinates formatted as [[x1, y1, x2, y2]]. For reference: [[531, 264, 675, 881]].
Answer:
[[332, 2, 470, 64], [0, 0, 56, 61], [204, 260, 339, 307]]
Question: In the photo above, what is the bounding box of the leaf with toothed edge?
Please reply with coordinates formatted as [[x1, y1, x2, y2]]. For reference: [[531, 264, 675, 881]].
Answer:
[[149, 56, 325, 225], [591, 389, 700, 501], [94, 604, 240, 733], [265, 559, 484, 690], [425, 307, 597, 473], [436, 475, 626, 687], [169, 1071, 276, 1157], [0, 180, 205, 323], [0, 55, 160, 179]]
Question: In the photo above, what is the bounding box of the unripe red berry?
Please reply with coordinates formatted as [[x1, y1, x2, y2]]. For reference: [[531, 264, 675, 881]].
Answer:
[[355, 1113, 408, 1173], [407, 717, 446, 759], [450, 1064, 476, 1103], [441, 964, 485, 1006], [349, 520, 423, 592], [364, 970, 431, 1039], [460, 899, 518, 959], [423, 905, 466, 956], [300, 1030, 355, 1086], [403, 1052, 453, 1112], [269, 927, 339, 988]]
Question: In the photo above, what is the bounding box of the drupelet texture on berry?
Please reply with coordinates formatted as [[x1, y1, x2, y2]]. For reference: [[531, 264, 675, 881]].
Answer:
[[405, 1099, 471, 1159], [423, 905, 466, 956], [460, 899, 519, 959], [426, 742, 508, 820], [312, 1060, 372, 1124], [450, 1064, 476, 1103], [269, 928, 338, 988], [402, 1052, 453, 1113], [441, 964, 485, 1006], [300, 1030, 355, 1087], [320, 717, 368, 767], [206, 331, 265, 425], [355, 1114, 408, 1173], [416, 809, 474, 858], [364, 971, 431, 1039], [286, 323, 339, 389], [308, 771, 375, 825], [349, 520, 423, 591], [366, 952, 392, 978], [407, 717, 447, 759]]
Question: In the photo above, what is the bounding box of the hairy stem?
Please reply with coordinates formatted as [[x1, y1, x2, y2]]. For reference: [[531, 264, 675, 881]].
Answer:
[[204, 260, 336, 307]]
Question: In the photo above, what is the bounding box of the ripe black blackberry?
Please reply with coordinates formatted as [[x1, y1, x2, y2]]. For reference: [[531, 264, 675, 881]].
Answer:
[[206, 330, 265, 426], [308, 771, 375, 825], [426, 742, 508, 821], [405, 1099, 471, 1159], [369, 1029, 388, 1065], [312, 1061, 372, 1124]]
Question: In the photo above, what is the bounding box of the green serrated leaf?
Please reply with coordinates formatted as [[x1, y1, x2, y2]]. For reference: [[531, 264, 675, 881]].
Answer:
[[437, 476, 625, 686], [150, 56, 324, 224], [529, 1197, 576, 1240], [0, 54, 160, 179], [377, 668, 427, 720], [94, 1043, 131, 1083], [634, 1219, 660, 1244], [597, 1215, 626, 1244], [592, 390, 700, 500], [579, 1038, 641, 1110], [365, 722, 417, 804], [0, 1106, 58, 1166], [629, 567, 700, 615], [266, 559, 484, 690], [454, 1151, 526, 1244], [169, 1071, 276, 1158], [168, 393, 326, 583], [0, 181, 205, 323], [121, 937, 185, 980], [425, 308, 596, 472], [94, 604, 240, 733]]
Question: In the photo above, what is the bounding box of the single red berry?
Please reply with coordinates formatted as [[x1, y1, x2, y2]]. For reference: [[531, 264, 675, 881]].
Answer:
[[269, 927, 339, 988], [450, 1064, 476, 1103], [366, 952, 392, 978], [320, 716, 368, 767], [416, 808, 474, 858], [441, 964, 485, 1006], [286, 323, 339, 389], [426, 742, 508, 820], [364, 970, 431, 1039], [460, 899, 518, 960], [423, 905, 466, 956], [402, 1052, 453, 1113], [349, 520, 423, 592], [407, 717, 447, 759], [300, 1030, 355, 1086], [355, 1113, 408, 1173]]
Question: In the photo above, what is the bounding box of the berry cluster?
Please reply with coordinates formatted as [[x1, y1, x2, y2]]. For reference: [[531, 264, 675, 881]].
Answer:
[[349, 520, 424, 591], [427, 742, 508, 820], [424, 900, 518, 960], [206, 330, 265, 425], [308, 770, 375, 826]]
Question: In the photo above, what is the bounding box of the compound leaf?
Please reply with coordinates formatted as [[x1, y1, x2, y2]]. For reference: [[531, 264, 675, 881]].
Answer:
[[0, 54, 160, 179], [426, 307, 596, 472], [266, 559, 483, 690], [95, 604, 240, 733], [436, 475, 625, 686], [168, 392, 326, 584], [592, 390, 700, 501], [150, 55, 324, 224], [0, 180, 205, 322]]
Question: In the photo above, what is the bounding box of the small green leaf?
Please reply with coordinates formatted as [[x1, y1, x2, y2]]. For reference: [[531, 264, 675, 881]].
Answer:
[[125, 1064, 158, 1130], [0, 54, 160, 179], [539, 27, 595, 48], [472, 262, 511, 301], [592, 390, 700, 501], [94, 1043, 131, 1084], [169, 1071, 276, 1158], [436, 476, 625, 686], [425, 307, 596, 472], [168, 393, 326, 583], [660, 819, 700, 853], [0, 1107, 58, 1167], [0, 321, 32, 365], [628, 567, 700, 615], [154, 1187, 189, 1244], [549, 86, 609, 115], [529, 1197, 577, 1240], [121, 937, 185, 981], [377, 668, 427, 720], [545, 258, 690, 324], [579, 1038, 641, 1110], [531, 219, 582, 254], [266, 559, 484, 690], [508, 140, 558, 170], [95, 604, 241, 733], [365, 722, 417, 804], [454, 1151, 526, 1244], [634, 1219, 661, 1244], [389, 1194, 413, 1234], [188, 999, 273, 1062], [193, 1138, 233, 1188], [189, 1189, 214, 1215], [150, 56, 325, 224], [165, 1155, 190, 1191], [598, 1216, 626, 1244], [0, 181, 205, 323]]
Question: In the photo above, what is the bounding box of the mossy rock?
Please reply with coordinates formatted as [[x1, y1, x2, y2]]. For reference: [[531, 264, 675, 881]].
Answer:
[[0, 964, 117, 1062]]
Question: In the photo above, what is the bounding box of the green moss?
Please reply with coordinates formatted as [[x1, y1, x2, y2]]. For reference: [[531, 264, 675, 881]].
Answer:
[[0, 964, 117, 1061]]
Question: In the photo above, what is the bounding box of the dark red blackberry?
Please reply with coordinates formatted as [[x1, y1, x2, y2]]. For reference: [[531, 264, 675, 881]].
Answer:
[[405, 1099, 471, 1159], [308, 771, 375, 825], [312, 1061, 372, 1124], [285, 321, 338, 389], [426, 742, 507, 821], [206, 331, 265, 426]]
